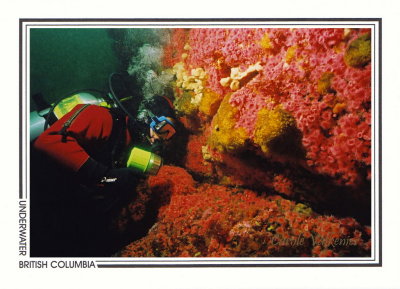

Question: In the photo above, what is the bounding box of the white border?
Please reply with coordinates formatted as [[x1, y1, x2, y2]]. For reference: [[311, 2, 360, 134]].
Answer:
[[21, 19, 381, 267]]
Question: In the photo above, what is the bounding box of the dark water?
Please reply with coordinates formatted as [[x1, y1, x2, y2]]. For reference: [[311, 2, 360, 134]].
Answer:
[[30, 29, 122, 111]]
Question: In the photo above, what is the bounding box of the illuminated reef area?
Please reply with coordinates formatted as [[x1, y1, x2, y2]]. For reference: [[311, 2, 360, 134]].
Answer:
[[119, 166, 370, 257], [118, 28, 372, 257]]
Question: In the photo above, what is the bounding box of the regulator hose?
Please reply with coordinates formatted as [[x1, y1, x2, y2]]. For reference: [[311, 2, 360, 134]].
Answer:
[[108, 72, 137, 121], [108, 72, 152, 145]]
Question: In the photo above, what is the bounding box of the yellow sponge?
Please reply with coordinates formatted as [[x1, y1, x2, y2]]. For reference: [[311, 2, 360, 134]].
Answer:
[[253, 107, 296, 155], [208, 94, 248, 152]]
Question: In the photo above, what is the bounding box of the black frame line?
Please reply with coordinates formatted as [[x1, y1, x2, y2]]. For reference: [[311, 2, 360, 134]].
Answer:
[[19, 20, 23, 199], [96, 263, 380, 268], [20, 18, 382, 22], [378, 18, 383, 268], [23, 24, 376, 27], [19, 18, 382, 268]]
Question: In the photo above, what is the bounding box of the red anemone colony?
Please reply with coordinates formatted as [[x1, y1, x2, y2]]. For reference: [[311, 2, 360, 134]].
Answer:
[[120, 28, 372, 257]]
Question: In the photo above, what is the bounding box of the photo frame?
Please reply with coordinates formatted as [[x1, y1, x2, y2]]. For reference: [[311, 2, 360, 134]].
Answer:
[[19, 18, 381, 269]]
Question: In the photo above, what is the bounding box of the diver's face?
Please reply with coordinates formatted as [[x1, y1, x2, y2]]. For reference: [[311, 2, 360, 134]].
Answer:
[[149, 127, 160, 144], [149, 117, 176, 144]]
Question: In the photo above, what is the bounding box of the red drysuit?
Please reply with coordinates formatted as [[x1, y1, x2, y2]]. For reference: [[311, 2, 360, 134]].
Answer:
[[34, 104, 132, 173]]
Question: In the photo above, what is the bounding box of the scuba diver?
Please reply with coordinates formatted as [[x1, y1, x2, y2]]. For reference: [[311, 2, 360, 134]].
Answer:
[[30, 72, 178, 257]]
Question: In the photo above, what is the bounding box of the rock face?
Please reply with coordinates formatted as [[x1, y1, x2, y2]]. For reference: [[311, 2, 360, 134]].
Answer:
[[120, 166, 371, 257], [119, 28, 372, 257]]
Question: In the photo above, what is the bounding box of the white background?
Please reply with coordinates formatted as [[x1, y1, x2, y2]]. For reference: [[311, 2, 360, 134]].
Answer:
[[1, 0, 400, 288]]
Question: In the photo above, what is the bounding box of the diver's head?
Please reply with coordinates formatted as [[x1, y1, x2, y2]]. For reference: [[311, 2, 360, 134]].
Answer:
[[149, 116, 176, 143], [144, 95, 177, 143]]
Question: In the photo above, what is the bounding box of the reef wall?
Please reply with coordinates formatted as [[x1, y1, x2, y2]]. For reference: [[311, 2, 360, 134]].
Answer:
[[119, 28, 372, 257]]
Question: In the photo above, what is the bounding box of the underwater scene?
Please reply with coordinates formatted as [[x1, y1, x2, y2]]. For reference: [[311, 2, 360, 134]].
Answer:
[[30, 27, 372, 258]]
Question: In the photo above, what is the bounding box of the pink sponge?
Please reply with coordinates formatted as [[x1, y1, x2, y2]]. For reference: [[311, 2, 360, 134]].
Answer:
[[164, 28, 371, 186], [229, 86, 267, 136]]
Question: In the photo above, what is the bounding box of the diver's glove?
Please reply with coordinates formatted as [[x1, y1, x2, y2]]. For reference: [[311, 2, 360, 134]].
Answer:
[[77, 157, 109, 186], [95, 167, 141, 212], [98, 167, 140, 192], [77, 158, 140, 212], [77, 158, 139, 192]]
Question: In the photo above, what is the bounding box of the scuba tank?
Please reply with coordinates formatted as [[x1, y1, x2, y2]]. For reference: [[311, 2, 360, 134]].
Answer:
[[30, 91, 110, 141], [30, 72, 168, 176]]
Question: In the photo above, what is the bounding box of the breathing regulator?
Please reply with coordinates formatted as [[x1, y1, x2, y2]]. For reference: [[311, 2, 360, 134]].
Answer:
[[30, 72, 176, 176]]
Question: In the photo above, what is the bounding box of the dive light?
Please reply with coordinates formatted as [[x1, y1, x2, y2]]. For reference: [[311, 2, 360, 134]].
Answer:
[[126, 147, 162, 176]]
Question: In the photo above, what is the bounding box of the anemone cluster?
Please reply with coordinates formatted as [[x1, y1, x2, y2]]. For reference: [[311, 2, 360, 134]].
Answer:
[[120, 166, 370, 257], [119, 28, 372, 257], [167, 28, 371, 186]]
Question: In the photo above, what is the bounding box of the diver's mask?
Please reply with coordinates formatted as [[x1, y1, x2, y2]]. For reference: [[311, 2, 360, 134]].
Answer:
[[137, 109, 176, 142], [150, 115, 176, 141]]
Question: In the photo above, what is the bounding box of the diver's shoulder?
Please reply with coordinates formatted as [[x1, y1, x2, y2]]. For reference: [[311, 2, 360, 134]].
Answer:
[[74, 104, 114, 125], [81, 104, 112, 115]]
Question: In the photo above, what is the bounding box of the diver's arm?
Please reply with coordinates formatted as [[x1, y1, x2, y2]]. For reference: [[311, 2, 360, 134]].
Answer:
[[34, 104, 140, 190]]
